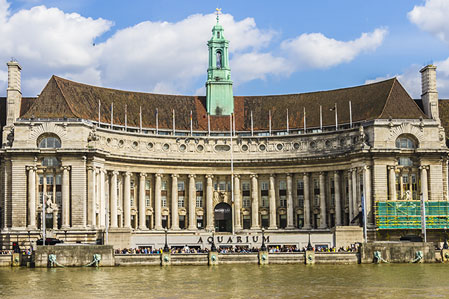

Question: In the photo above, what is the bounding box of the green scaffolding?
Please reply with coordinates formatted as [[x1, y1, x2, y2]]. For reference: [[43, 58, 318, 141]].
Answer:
[[376, 201, 449, 229]]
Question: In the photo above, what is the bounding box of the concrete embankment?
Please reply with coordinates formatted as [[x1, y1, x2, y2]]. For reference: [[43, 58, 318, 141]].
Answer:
[[114, 252, 358, 266]]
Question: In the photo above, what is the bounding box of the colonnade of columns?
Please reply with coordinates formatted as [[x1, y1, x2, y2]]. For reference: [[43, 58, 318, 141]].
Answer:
[[26, 163, 436, 231]]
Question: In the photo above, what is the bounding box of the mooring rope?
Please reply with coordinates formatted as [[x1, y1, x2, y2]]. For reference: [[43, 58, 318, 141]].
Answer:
[[373, 251, 389, 263], [411, 251, 423, 263], [84, 254, 101, 267], [48, 254, 65, 268]]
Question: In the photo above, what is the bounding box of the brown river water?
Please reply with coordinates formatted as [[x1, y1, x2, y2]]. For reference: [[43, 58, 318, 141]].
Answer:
[[1, 263, 448, 298]]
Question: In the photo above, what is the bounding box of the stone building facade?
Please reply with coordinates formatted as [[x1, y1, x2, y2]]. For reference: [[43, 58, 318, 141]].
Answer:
[[1, 19, 449, 250]]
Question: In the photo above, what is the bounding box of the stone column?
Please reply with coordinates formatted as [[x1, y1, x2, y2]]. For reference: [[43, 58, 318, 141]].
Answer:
[[420, 166, 428, 201], [188, 174, 196, 230], [286, 174, 294, 229], [363, 166, 372, 225], [303, 173, 311, 229], [139, 173, 147, 230], [61, 166, 70, 228], [351, 168, 358, 220], [334, 171, 342, 226], [234, 175, 242, 230], [27, 166, 36, 229], [154, 174, 163, 230], [99, 170, 106, 227], [123, 172, 131, 228], [250, 174, 260, 229], [171, 174, 179, 230], [206, 175, 214, 231], [347, 170, 353, 223], [319, 172, 327, 229], [388, 166, 396, 201], [87, 166, 96, 228], [268, 174, 277, 229], [110, 171, 118, 228]]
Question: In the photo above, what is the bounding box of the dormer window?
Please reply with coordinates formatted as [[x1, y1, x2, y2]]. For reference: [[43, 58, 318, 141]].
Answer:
[[217, 32, 220, 38], [38, 134, 61, 148], [395, 136, 416, 149]]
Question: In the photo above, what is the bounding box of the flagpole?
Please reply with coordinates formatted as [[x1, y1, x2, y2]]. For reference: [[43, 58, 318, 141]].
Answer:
[[98, 99, 101, 126], [156, 108, 159, 134], [286, 109, 289, 134], [335, 103, 338, 130], [362, 194, 367, 243], [190, 110, 193, 136], [111, 102, 114, 129], [269, 110, 272, 135], [349, 101, 352, 128], [140, 106, 142, 133], [251, 111, 254, 136], [173, 109, 175, 135], [207, 113, 210, 136], [304, 107, 307, 133], [230, 113, 235, 235], [320, 105, 322, 131], [125, 104, 127, 130]]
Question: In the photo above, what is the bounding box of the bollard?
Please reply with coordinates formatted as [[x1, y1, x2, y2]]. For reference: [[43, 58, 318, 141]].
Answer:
[[258, 251, 269, 265], [305, 250, 315, 265], [208, 251, 218, 265], [441, 249, 449, 263], [161, 252, 171, 266], [11, 253, 20, 267]]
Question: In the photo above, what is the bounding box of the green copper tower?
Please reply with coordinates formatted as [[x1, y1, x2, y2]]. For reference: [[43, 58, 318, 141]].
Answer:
[[206, 9, 234, 116]]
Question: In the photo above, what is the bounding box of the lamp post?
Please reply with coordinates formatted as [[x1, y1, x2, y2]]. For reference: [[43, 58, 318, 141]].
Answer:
[[210, 231, 217, 252], [163, 228, 170, 253], [306, 232, 313, 251], [27, 230, 30, 248], [260, 228, 267, 251]]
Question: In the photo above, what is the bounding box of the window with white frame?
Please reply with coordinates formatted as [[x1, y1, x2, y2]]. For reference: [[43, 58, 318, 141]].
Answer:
[[279, 180, 287, 207], [242, 181, 251, 208]]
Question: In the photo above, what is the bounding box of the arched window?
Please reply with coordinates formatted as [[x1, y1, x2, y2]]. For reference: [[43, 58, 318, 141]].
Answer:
[[38, 134, 61, 149], [42, 157, 60, 167], [395, 136, 416, 149], [216, 51, 222, 69]]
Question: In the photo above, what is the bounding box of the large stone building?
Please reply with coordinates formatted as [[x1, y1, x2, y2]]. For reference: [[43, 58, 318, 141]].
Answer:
[[1, 16, 449, 250]]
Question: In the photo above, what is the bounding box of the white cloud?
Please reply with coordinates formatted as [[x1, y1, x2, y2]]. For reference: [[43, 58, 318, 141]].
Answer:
[[0, 0, 387, 97], [231, 52, 292, 84], [408, 0, 449, 44], [281, 28, 387, 69], [365, 65, 422, 98]]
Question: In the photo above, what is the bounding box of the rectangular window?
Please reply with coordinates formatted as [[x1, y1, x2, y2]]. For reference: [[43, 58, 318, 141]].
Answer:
[[261, 215, 269, 228], [261, 196, 269, 208], [161, 181, 167, 190], [196, 182, 203, 191], [196, 196, 203, 208], [145, 194, 150, 207], [297, 179, 304, 207], [243, 216, 251, 229], [243, 196, 251, 208], [178, 181, 185, 191], [178, 195, 185, 208], [161, 195, 167, 207], [279, 180, 287, 207], [145, 179, 151, 190], [219, 181, 226, 191]]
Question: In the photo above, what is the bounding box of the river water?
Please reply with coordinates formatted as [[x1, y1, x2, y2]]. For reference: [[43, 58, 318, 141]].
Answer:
[[1, 263, 448, 298]]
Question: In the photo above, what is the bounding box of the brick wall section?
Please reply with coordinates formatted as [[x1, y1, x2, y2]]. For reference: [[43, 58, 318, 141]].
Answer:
[[69, 157, 86, 227], [11, 158, 27, 227], [430, 164, 443, 201]]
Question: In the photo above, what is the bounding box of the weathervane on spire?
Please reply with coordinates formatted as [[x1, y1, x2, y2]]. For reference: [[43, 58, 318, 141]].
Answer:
[[215, 8, 222, 22]]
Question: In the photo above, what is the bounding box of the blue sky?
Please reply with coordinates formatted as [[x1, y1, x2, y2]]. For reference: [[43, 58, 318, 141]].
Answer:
[[1, 0, 449, 98]]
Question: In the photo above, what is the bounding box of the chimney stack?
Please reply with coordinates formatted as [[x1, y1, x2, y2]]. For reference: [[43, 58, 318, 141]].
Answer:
[[6, 60, 22, 127], [420, 64, 439, 121]]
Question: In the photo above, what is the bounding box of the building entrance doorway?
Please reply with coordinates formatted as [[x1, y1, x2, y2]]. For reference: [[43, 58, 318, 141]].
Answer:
[[214, 202, 232, 232]]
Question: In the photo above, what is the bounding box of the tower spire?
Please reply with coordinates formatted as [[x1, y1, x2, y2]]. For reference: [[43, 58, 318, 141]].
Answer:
[[215, 8, 222, 23], [206, 9, 234, 116]]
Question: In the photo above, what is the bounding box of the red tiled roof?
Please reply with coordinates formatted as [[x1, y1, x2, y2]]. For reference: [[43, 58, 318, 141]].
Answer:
[[21, 76, 428, 131]]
